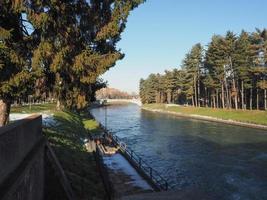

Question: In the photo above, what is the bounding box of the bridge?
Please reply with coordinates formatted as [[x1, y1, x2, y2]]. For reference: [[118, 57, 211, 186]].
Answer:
[[105, 99, 142, 106]]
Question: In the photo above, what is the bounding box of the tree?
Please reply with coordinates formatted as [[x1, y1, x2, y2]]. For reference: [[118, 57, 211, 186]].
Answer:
[[30, 0, 144, 111], [0, 0, 144, 126], [233, 31, 251, 109], [163, 70, 177, 104], [0, 1, 37, 126], [181, 43, 203, 106], [139, 74, 160, 104], [140, 29, 267, 111], [205, 35, 229, 109]]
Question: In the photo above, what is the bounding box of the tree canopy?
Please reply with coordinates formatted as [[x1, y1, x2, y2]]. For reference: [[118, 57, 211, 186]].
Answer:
[[0, 0, 144, 126], [140, 29, 267, 111]]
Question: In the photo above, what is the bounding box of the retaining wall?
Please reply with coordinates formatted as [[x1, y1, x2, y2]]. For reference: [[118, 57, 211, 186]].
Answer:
[[0, 115, 44, 200]]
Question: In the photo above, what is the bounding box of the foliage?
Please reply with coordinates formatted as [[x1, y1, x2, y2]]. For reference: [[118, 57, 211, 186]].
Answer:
[[0, 0, 145, 125], [140, 29, 267, 110]]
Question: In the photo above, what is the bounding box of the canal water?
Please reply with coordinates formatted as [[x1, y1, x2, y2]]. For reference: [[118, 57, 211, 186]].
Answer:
[[91, 103, 267, 200]]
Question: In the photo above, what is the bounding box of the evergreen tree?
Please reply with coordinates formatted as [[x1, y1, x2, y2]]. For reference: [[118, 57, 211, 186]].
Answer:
[[0, 1, 36, 125], [205, 35, 228, 108], [182, 43, 203, 106], [30, 0, 144, 110], [234, 31, 251, 109], [0, 0, 144, 126], [140, 29, 267, 111]]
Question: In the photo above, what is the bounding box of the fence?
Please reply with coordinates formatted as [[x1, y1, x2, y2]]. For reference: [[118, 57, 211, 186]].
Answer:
[[99, 123, 169, 191]]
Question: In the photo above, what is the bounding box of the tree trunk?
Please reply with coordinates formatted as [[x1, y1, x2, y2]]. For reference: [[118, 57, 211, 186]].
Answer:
[[194, 76, 198, 107], [224, 80, 230, 109], [197, 75, 200, 107], [221, 83, 225, 109], [56, 99, 61, 110], [229, 57, 236, 109], [241, 81, 244, 110], [233, 80, 238, 110], [265, 89, 267, 110], [256, 89, 259, 110], [0, 99, 11, 127], [205, 87, 207, 107], [229, 88, 232, 108], [212, 94, 216, 108], [250, 88, 253, 110], [192, 96, 195, 107], [167, 91, 171, 104], [216, 89, 219, 108]]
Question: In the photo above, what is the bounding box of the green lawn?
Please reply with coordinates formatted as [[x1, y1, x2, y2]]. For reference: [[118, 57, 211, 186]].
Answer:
[[43, 110, 105, 199], [143, 104, 267, 126], [11, 103, 56, 113]]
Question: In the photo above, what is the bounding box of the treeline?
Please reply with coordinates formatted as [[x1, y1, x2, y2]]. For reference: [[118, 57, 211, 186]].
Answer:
[[0, 0, 144, 126], [96, 88, 133, 99], [140, 29, 267, 110]]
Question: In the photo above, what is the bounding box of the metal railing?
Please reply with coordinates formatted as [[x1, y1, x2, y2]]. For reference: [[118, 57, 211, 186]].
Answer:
[[99, 124, 169, 191]]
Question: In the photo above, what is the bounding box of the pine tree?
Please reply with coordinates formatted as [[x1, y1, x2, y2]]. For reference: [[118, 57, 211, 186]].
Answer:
[[163, 70, 177, 104], [205, 35, 228, 108], [0, 0, 144, 126], [233, 31, 251, 109], [181, 44, 203, 106], [0, 1, 36, 126]]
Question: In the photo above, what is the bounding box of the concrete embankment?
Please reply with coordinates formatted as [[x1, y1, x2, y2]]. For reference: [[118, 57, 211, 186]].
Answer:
[[142, 107, 267, 131]]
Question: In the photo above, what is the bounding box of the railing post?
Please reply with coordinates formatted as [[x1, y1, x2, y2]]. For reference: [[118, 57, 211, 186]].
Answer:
[[130, 150, 133, 159], [149, 167, 152, 179], [139, 157, 142, 168]]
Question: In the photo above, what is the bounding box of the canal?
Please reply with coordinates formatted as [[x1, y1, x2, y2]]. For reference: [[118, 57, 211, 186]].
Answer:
[[91, 103, 267, 200]]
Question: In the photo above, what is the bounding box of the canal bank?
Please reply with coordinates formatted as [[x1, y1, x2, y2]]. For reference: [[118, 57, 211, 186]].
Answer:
[[142, 104, 267, 131], [91, 103, 267, 200], [89, 113, 170, 198]]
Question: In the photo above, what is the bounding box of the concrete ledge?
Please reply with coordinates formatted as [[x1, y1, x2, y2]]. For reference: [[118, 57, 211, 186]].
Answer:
[[142, 107, 267, 131]]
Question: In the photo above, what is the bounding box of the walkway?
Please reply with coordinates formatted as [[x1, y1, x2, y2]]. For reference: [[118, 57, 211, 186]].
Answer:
[[103, 153, 153, 198]]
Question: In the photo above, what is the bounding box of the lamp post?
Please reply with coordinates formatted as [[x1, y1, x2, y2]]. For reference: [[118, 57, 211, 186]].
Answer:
[[104, 99, 107, 129]]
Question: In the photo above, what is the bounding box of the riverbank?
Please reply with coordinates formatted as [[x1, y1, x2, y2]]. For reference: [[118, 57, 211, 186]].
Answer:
[[142, 104, 267, 130], [11, 104, 153, 198]]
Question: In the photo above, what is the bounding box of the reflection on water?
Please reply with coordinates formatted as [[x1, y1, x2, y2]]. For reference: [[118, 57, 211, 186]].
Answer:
[[91, 104, 267, 200]]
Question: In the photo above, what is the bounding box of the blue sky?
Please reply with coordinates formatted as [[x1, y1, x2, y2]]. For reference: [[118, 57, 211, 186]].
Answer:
[[102, 0, 267, 93]]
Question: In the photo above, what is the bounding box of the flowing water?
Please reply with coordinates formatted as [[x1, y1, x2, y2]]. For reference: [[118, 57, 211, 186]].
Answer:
[[91, 103, 267, 200]]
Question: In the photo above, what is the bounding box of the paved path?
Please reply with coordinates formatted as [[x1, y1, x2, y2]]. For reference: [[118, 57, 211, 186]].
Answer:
[[103, 153, 153, 198]]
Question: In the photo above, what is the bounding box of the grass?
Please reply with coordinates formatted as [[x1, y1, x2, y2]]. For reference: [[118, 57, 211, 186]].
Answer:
[[11, 103, 56, 113], [83, 118, 102, 135], [43, 110, 105, 200], [11, 103, 105, 199], [143, 103, 267, 126]]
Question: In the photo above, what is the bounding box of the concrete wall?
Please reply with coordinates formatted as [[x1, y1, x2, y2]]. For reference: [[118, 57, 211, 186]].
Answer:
[[0, 115, 44, 200]]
